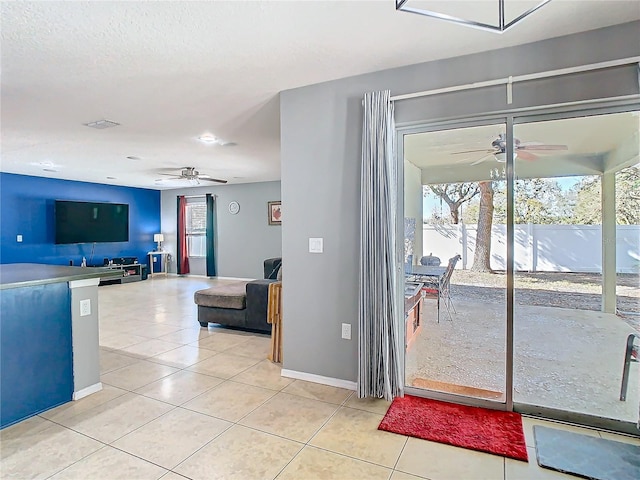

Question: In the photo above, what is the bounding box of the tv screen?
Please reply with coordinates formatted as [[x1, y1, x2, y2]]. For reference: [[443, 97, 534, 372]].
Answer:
[[55, 200, 129, 244]]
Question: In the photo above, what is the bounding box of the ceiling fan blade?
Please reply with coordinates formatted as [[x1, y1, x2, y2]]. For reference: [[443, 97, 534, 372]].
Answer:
[[200, 177, 228, 184], [451, 148, 495, 155], [516, 150, 538, 161], [518, 144, 568, 151], [470, 152, 495, 166], [159, 173, 184, 178]]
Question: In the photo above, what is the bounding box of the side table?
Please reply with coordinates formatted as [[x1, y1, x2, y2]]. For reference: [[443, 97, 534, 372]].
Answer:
[[148, 251, 170, 277]]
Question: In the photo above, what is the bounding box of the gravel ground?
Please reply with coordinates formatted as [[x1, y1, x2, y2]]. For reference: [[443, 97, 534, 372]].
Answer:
[[451, 271, 639, 314]]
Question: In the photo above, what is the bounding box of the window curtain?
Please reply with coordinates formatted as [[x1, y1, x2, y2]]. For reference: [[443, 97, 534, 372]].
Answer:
[[357, 90, 403, 401], [206, 193, 216, 277], [177, 195, 190, 275]]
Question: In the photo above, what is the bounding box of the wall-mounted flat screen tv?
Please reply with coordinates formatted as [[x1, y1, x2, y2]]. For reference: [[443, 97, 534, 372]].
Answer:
[[55, 200, 129, 244]]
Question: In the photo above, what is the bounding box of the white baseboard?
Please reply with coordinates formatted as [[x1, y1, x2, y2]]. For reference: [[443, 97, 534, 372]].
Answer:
[[178, 274, 255, 281], [73, 382, 102, 400], [215, 276, 255, 281], [281, 369, 356, 391]]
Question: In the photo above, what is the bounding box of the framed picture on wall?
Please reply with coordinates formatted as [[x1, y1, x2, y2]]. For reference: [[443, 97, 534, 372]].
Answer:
[[268, 201, 282, 225]]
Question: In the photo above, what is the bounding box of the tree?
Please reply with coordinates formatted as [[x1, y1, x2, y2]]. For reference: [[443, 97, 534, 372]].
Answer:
[[572, 175, 601, 224], [471, 181, 494, 272], [491, 178, 573, 225], [424, 183, 479, 224], [616, 166, 640, 225], [570, 166, 639, 225]]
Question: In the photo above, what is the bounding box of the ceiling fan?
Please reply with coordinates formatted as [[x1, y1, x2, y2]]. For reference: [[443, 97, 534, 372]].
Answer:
[[452, 134, 568, 165], [158, 167, 227, 184]]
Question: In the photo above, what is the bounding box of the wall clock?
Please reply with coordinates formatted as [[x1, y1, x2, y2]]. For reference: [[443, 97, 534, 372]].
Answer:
[[228, 201, 240, 215]]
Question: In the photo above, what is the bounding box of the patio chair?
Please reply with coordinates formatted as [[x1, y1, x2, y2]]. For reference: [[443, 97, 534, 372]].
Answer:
[[619, 333, 639, 402], [420, 254, 461, 323]]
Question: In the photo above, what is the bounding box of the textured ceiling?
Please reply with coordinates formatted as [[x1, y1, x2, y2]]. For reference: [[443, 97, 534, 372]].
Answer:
[[2, 1, 639, 189]]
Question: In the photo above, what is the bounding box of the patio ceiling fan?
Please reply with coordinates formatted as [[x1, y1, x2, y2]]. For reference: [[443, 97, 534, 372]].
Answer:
[[452, 134, 568, 165], [157, 167, 227, 184]]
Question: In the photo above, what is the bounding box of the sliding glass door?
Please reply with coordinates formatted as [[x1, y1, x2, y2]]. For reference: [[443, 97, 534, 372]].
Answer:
[[512, 111, 640, 432], [400, 106, 640, 432], [402, 122, 508, 406]]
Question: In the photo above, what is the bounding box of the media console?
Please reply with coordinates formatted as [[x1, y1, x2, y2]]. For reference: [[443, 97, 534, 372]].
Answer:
[[96, 261, 146, 285], [102, 263, 143, 283]]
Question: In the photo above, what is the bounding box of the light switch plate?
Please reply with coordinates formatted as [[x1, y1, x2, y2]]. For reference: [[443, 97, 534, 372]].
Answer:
[[309, 237, 323, 253], [16, 235, 23, 242]]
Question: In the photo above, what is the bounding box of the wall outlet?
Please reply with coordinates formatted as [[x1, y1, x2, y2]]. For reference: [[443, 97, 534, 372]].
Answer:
[[16, 234, 23, 242], [341, 323, 351, 340], [79, 299, 91, 317]]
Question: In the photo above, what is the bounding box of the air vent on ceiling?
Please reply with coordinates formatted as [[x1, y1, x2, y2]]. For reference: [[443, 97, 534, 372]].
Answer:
[[84, 119, 120, 129]]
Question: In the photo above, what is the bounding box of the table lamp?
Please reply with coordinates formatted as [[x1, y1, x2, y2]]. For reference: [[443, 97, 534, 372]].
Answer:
[[153, 233, 164, 251]]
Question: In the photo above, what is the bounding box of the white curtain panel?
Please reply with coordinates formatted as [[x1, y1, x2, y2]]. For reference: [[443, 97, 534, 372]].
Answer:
[[357, 90, 404, 401]]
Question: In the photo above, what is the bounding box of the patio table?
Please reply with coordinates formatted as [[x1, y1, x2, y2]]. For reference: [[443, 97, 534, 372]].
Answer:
[[410, 265, 447, 280]]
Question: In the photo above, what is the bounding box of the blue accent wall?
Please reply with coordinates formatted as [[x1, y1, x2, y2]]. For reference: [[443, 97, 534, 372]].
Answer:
[[0, 173, 160, 266], [1, 282, 73, 428]]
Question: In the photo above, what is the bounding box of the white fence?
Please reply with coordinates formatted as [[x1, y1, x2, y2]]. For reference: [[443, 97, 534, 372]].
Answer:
[[423, 224, 640, 273]]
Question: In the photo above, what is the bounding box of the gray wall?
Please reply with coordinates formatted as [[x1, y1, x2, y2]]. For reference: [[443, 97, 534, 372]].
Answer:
[[280, 22, 640, 382], [70, 281, 100, 394], [160, 181, 281, 279]]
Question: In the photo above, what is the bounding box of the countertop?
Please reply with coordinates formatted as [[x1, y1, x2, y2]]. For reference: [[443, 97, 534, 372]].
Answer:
[[0, 263, 123, 290]]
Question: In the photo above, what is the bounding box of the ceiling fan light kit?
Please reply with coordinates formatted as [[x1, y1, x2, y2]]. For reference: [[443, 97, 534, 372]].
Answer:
[[395, 0, 552, 33], [494, 152, 507, 163], [159, 167, 228, 185], [453, 133, 568, 166]]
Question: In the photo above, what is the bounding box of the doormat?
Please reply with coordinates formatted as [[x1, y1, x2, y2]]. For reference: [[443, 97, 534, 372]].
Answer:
[[411, 377, 503, 400], [534, 425, 640, 480], [378, 395, 528, 461]]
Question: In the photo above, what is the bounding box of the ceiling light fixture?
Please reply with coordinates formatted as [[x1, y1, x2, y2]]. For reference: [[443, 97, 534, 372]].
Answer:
[[198, 134, 218, 144], [198, 134, 236, 146], [396, 0, 552, 33], [84, 119, 120, 129]]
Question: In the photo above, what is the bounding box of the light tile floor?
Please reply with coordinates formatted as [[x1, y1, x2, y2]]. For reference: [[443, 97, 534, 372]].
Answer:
[[2, 276, 639, 480]]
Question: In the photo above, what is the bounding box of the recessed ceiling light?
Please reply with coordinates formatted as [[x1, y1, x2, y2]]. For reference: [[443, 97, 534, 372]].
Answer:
[[198, 134, 236, 146], [126, 156, 141, 160], [84, 119, 120, 129], [198, 134, 218, 144], [43, 168, 58, 172], [106, 176, 117, 179]]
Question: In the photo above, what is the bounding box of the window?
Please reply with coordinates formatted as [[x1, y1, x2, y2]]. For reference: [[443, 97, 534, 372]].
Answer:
[[186, 202, 207, 257]]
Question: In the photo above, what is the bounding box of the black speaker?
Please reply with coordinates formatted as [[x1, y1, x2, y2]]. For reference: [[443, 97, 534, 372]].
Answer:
[[112, 257, 125, 265], [122, 257, 137, 265], [103, 258, 109, 266]]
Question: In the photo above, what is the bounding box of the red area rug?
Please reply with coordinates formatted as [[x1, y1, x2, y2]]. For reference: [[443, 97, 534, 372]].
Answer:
[[378, 395, 528, 461]]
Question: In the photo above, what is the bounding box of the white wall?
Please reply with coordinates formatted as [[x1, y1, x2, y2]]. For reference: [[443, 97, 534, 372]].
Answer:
[[404, 160, 423, 263], [160, 181, 281, 278], [423, 224, 640, 273]]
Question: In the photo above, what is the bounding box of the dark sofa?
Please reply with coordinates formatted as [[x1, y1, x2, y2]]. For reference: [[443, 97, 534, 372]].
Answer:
[[194, 258, 281, 333]]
